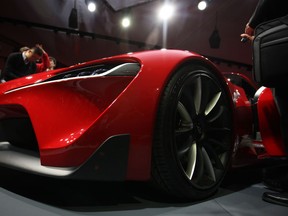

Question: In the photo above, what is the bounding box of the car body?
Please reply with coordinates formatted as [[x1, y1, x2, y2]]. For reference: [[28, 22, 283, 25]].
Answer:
[[223, 71, 286, 159], [0, 49, 285, 200]]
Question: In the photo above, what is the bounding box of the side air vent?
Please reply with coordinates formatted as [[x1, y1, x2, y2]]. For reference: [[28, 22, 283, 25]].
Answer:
[[45, 63, 140, 82]]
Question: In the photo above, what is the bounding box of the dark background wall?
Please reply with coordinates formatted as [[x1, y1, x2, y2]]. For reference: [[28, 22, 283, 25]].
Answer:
[[0, 0, 258, 75]]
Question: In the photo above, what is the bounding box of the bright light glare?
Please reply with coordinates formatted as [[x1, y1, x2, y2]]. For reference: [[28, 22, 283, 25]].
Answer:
[[198, 1, 207, 10], [121, 17, 131, 28], [87, 2, 96, 12], [158, 4, 175, 21]]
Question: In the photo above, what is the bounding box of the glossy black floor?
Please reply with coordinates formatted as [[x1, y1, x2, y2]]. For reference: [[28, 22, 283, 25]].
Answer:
[[1, 161, 288, 216]]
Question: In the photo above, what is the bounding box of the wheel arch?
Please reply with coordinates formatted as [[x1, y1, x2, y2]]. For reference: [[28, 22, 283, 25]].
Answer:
[[154, 58, 235, 127]]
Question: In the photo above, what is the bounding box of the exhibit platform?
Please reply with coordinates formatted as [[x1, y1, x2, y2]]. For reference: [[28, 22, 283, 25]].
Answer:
[[1, 163, 287, 216]]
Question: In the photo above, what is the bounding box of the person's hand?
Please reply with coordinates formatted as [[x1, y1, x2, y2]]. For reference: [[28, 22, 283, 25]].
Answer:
[[240, 23, 255, 42], [245, 23, 254, 36], [240, 33, 255, 42], [35, 44, 46, 54]]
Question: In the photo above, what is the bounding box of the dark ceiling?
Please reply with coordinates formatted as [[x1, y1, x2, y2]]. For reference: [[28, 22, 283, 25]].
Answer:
[[104, 0, 157, 11], [0, 0, 258, 73]]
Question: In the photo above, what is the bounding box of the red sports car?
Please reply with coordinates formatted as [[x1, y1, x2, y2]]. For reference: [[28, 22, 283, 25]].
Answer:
[[0, 49, 285, 200]]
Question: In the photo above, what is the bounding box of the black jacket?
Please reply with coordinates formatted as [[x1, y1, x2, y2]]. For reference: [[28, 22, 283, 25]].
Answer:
[[249, 0, 288, 29], [2, 52, 37, 81]]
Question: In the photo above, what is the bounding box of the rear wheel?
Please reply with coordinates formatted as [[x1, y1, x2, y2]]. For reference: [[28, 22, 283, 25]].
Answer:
[[152, 64, 234, 200]]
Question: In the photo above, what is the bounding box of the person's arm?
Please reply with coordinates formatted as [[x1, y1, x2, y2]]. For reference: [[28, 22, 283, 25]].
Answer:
[[248, 0, 270, 29], [36, 52, 50, 72], [240, 0, 270, 41]]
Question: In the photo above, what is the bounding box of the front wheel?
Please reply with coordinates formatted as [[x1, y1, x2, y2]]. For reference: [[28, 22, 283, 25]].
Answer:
[[152, 64, 234, 200]]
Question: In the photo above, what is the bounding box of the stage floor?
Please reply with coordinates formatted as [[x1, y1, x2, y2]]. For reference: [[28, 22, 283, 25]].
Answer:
[[1, 164, 287, 216]]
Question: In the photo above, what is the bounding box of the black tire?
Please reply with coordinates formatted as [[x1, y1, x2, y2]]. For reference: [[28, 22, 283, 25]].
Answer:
[[152, 64, 234, 200]]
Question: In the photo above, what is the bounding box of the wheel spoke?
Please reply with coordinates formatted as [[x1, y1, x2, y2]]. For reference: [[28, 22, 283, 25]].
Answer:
[[198, 77, 213, 114], [177, 136, 194, 157], [203, 143, 225, 170], [206, 127, 232, 137], [177, 102, 192, 124], [205, 92, 222, 116], [193, 75, 222, 116], [181, 88, 197, 119], [207, 138, 230, 152], [194, 76, 202, 115], [207, 106, 224, 123], [207, 127, 231, 133], [175, 127, 193, 136], [186, 141, 197, 179], [175, 101, 194, 146], [202, 147, 216, 182]]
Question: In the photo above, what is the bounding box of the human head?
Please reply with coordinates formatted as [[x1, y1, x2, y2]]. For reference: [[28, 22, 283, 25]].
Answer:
[[19, 46, 30, 52], [49, 56, 56, 70], [24, 46, 43, 62]]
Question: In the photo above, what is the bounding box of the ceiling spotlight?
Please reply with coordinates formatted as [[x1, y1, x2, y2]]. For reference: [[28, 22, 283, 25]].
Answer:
[[158, 4, 175, 21], [198, 1, 207, 11], [121, 17, 131, 28], [85, 0, 97, 12]]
